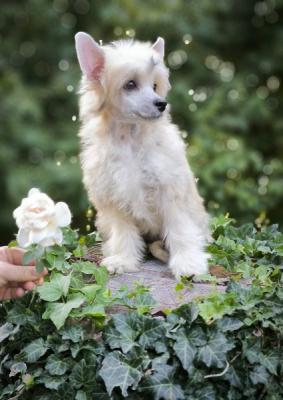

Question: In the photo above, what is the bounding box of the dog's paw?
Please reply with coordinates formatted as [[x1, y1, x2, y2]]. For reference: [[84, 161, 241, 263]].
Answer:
[[101, 256, 140, 275], [169, 250, 209, 280]]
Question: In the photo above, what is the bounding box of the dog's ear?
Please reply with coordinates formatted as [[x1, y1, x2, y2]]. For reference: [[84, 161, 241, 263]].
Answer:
[[152, 37, 165, 59], [75, 32, 105, 80]]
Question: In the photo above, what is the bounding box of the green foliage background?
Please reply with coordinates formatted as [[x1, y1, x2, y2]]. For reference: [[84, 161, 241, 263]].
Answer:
[[0, 0, 282, 242]]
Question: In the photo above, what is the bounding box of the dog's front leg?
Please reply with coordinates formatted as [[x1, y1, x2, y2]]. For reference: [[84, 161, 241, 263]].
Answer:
[[100, 213, 145, 274], [163, 205, 209, 280]]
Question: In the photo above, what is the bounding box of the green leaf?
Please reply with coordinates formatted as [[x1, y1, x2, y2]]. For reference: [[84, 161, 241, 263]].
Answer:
[[72, 261, 97, 274], [259, 351, 279, 375], [37, 273, 71, 301], [23, 245, 45, 265], [8, 240, 18, 248], [45, 248, 66, 270], [140, 364, 185, 400], [93, 266, 108, 286], [217, 317, 244, 332], [43, 296, 84, 329], [80, 284, 101, 302], [198, 332, 234, 368], [105, 313, 140, 353], [38, 374, 65, 389], [250, 365, 269, 384], [0, 322, 18, 342], [99, 351, 142, 397], [134, 292, 157, 314], [45, 354, 69, 376], [7, 304, 38, 326], [75, 391, 87, 400], [173, 334, 196, 374], [139, 316, 165, 348], [198, 292, 237, 323], [9, 362, 27, 377], [194, 385, 216, 400], [70, 359, 97, 389], [22, 338, 49, 362], [60, 325, 84, 343], [73, 303, 105, 318]]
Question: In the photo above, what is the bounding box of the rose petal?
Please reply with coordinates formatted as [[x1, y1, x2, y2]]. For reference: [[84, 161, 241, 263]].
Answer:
[[28, 188, 41, 197], [39, 229, 63, 247], [17, 228, 31, 248], [54, 202, 72, 227], [53, 228, 63, 245], [29, 227, 54, 245]]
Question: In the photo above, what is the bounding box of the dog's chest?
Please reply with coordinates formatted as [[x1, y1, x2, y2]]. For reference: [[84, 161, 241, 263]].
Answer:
[[113, 139, 162, 192]]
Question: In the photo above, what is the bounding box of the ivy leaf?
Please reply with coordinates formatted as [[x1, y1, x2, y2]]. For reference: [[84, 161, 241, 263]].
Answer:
[[217, 317, 244, 332], [173, 333, 196, 374], [140, 364, 185, 400], [198, 292, 237, 323], [75, 391, 87, 400], [193, 385, 216, 400], [7, 304, 38, 326], [45, 354, 69, 375], [22, 338, 49, 362], [73, 303, 105, 318], [259, 351, 279, 375], [134, 292, 157, 314], [37, 273, 71, 301], [23, 245, 45, 266], [38, 374, 66, 389], [9, 362, 27, 377], [139, 316, 166, 348], [105, 313, 141, 353], [250, 365, 270, 384], [198, 332, 234, 368], [244, 341, 261, 364], [80, 284, 101, 302], [60, 325, 84, 343], [93, 266, 108, 286], [72, 261, 97, 274], [0, 322, 18, 342], [43, 296, 84, 329], [70, 359, 96, 389], [223, 366, 242, 388], [99, 351, 142, 397]]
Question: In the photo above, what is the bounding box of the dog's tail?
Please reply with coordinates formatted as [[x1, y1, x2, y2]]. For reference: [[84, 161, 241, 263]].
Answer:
[[149, 240, 169, 263]]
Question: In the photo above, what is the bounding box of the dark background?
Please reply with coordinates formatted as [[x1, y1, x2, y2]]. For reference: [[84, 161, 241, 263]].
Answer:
[[0, 0, 282, 243]]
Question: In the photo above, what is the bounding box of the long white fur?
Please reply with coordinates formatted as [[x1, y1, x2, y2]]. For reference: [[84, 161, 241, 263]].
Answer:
[[75, 32, 210, 279]]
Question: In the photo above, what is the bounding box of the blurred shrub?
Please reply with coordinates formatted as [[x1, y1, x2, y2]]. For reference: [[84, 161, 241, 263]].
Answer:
[[0, 0, 282, 242]]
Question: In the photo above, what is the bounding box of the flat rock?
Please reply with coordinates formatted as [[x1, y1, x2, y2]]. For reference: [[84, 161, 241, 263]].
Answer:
[[107, 260, 226, 313]]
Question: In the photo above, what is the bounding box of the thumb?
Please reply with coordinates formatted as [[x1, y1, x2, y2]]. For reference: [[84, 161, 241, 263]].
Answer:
[[0, 263, 47, 283]]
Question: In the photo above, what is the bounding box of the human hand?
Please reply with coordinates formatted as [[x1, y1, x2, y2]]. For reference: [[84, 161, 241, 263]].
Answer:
[[0, 246, 48, 300]]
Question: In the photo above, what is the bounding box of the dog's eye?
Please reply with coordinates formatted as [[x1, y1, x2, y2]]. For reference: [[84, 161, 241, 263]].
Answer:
[[124, 80, 137, 90], [153, 83, 157, 91]]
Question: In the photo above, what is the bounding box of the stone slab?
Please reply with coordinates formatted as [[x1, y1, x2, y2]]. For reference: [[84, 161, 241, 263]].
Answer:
[[107, 260, 226, 312]]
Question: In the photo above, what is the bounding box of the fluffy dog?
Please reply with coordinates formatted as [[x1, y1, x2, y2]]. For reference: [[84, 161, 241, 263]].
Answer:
[[75, 32, 210, 279]]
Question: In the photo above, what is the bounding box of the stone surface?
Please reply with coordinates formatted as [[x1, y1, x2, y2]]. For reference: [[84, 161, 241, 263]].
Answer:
[[107, 260, 227, 312]]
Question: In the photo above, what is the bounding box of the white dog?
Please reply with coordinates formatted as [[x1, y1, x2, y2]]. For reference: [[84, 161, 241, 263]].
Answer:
[[75, 32, 210, 279]]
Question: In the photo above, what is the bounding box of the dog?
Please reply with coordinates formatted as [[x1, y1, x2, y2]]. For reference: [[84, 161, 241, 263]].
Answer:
[[74, 32, 210, 279]]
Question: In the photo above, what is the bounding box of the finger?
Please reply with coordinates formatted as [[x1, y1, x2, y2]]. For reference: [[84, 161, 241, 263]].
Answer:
[[35, 277, 45, 285], [0, 247, 37, 266], [0, 287, 25, 300], [0, 247, 24, 265], [0, 264, 47, 283], [22, 281, 36, 291]]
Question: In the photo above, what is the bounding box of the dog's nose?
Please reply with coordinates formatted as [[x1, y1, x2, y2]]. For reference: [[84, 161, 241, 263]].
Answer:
[[154, 100, 167, 112]]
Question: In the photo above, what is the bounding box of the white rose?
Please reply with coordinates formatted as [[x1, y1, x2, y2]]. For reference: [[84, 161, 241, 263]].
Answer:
[[13, 188, 72, 248]]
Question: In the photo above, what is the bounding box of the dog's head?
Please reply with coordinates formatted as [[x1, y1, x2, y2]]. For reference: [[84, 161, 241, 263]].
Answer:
[[75, 32, 171, 122]]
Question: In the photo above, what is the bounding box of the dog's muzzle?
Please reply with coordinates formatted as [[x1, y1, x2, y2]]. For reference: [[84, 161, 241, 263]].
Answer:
[[154, 100, 167, 112]]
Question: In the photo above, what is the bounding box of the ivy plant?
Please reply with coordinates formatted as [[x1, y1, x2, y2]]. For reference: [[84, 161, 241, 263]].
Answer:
[[0, 215, 282, 399]]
